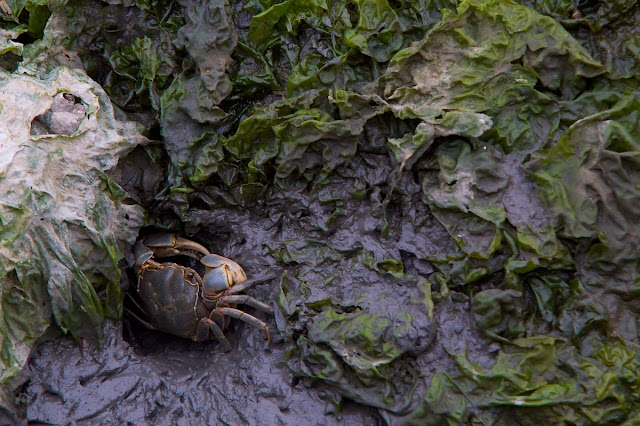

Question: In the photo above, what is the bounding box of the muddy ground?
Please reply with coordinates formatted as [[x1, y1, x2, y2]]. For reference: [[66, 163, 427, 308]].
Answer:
[[20, 277, 481, 425], [8, 143, 490, 425], [2, 1, 639, 424], [23, 321, 382, 425]]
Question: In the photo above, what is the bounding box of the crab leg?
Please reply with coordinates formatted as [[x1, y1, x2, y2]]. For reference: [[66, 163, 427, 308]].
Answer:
[[126, 290, 148, 313], [125, 307, 158, 331], [227, 275, 274, 295], [218, 295, 274, 314], [197, 317, 232, 352], [125, 291, 161, 331], [216, 307, 271, 344]]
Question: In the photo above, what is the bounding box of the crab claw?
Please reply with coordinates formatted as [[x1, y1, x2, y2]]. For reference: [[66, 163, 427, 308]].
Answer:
[[202, 267, 232, 293], [142, 233, 211, 259], [201, 254, 248, 295]]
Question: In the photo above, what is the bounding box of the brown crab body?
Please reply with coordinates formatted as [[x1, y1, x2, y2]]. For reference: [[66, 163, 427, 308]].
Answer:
[[136, 261, 210, 340], [128, 233, 273, 350]]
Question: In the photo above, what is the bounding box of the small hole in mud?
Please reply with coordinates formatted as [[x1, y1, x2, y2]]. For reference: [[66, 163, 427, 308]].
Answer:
[[147, 123, 162, 140], [123, 256, 217, 356], [123, 230, 249, 356], [122, 316, 227, 356]]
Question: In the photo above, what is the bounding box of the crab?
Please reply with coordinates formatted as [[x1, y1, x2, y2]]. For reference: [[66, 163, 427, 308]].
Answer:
[[127, 233, 274, 351]]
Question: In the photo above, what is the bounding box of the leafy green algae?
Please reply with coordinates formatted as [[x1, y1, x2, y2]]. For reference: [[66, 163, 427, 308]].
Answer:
[[0, 67, 144, 386], [2, 0, 640, 422]]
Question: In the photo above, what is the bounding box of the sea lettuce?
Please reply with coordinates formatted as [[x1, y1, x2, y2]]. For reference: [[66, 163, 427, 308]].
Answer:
[[0, 66, 144, 385], [2, 0, 640, 423], [168, 0, 640, 419]]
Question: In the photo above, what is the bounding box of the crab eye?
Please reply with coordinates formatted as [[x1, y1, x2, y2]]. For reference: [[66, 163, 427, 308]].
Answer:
[[203, 267, 230, 293]]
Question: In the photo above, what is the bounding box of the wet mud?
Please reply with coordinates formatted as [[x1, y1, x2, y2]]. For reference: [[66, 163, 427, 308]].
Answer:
[[2, 0, 638, 423], [21, 287, 486, 425], [24, 321, 382, 425], [19, 154, 394, 424], [14, 140, 500, 425]]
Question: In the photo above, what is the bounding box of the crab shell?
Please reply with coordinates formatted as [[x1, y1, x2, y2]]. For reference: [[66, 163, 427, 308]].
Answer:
[[129, 234, 273, 348], [136, 260, 219, 340]]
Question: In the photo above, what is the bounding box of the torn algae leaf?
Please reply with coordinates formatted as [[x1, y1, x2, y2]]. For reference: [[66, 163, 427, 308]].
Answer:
[[407, 337, 640, 424], [401, 35, 640, 424], [248, 0, 333, 50], [377, 0, 604, 150], [221, 86, 495, 191], [0, 0, 52, 70], [416, 139, 570, 285], [231, 40, 278, 96], [107, 36, 175, 110], [176, 0, 236, 104], [529, 91, 640, 339], [530, 92, 640, 244], [285, 53, 370, 98], [223, 89, 390, 184], [0, 26, 24, 60], [421, 140, 506, 261], [301, 308, 421, 413], [371, 0, 602, 287], [578, 19, 640, 79], [249, 0, 456, 64], [0, 67, 144, 385], [190, 131, 225, 183], [343, 0, 406, 62], [17, 0, 183, 116], [1, 0, 49, 20], [308, 308, 404, 378], [158, 0, 238, 183], [248, 0, 458, 99], [472, 289, 522, 334]]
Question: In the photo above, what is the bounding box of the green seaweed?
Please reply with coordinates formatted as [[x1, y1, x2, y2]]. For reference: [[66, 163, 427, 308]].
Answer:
[[0, 67, 143, 385], [3, 0, 640, 422]]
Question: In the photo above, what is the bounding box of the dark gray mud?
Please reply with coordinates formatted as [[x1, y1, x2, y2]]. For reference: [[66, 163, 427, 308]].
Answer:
[[21, 287, 484, 425], [16, 151, 382, 424], [16, 141, 498, 425], [21, 189, 384, 424], [24, 321, 381, 425], [2, 0, 639, 424]]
